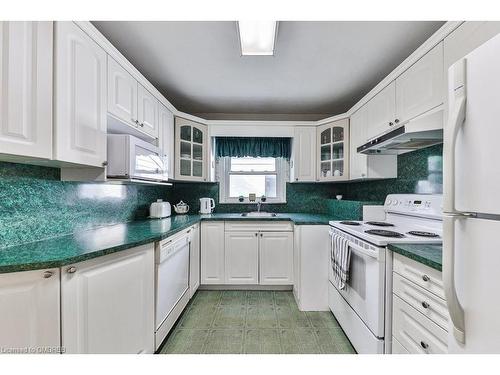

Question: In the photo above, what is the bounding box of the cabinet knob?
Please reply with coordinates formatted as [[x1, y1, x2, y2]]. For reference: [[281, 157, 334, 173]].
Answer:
[[422, 274, 430, 282], [67, 266, 77, 274], [421, 301, 430, 309], [102, 161, 108, 167], [43, 271, 54, 278], [140, 123, 145, 127], [420, 341, 429, 349], [260, 233, 263, 237], [395, 118, 400, 124], [389, 122, 394, 126], [295, 178, 299, 181], [255, 233, 258, 237]]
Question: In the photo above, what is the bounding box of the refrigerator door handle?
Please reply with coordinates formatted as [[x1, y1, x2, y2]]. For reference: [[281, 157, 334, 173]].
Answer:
[[443, 215, 465, 344], [443, 86, 466, 213]]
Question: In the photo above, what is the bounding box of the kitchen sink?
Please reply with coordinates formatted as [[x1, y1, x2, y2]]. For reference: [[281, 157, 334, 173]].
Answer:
[[240, 212, 278, 217]]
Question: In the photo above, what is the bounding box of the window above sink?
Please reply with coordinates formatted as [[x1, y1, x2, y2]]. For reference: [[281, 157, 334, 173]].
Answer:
[[218, 156, 287, 204]]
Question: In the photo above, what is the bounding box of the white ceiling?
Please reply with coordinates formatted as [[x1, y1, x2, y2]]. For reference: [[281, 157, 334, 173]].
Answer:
[[92, 21, 445, 120]]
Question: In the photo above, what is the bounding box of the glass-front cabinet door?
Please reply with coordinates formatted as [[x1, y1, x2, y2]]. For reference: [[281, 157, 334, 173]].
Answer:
[[317, 118, 349, 181], [175, 117, 208, 181]]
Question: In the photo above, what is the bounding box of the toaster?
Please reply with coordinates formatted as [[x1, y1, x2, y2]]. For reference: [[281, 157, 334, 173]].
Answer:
[[150, 199, 171, 219]]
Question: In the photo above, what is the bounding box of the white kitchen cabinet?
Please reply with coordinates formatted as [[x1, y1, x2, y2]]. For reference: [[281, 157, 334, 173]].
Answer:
[[189, 223, 200, 297], [137, 84, 159, 138], [54, 21, 107, 168], [159, 103, 175, 179], [365, 81, 396, 141], [0, 21, 53, 160], [61, 244, 155, 354], [259, 232, 293, 285], [349, 105, 397, 180], [293, 225, 330, 311], [395, 42, 444, 124], [175, 117, 208, 181], [201, 221, 225, 284], [224, 231, 259, 284], [107, 57, 138, 128], [291, 126, 316, 182], [0, 268, 60, 351], [317, 118, 349, 181]]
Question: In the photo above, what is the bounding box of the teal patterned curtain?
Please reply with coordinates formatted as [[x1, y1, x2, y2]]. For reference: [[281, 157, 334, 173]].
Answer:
[[215, 137, 291, 159]]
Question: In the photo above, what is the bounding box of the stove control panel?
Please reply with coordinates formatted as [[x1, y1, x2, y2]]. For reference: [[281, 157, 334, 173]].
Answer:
[[384, 194, 442, 219]]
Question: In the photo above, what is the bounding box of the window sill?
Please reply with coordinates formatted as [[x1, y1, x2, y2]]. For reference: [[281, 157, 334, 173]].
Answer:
[[219, 200, 286, 205]]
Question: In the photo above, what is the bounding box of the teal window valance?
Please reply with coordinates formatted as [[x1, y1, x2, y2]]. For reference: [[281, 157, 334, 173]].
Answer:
[[215, 137, 291, 159]]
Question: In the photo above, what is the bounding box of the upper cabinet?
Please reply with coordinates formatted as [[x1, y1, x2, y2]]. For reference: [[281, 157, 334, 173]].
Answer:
[[317, 119, 349, 182], [350, 105, 397, 180], [0, 21, 53, 160], [137, 84, 159, 138], [107, 57, 138, 128], [365, 82, 396, 141], [107, 58, 159, 139], [54, 22, 107, 168], [159, 104, 174, 179], [291, 126, 316, 182], [395, 42, 444, 124], [175, 117, 208, 181]]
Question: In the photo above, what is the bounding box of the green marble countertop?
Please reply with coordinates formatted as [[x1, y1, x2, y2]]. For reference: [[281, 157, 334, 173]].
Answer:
[[0, 213, 337, 273], [388, 243, 443, 271]]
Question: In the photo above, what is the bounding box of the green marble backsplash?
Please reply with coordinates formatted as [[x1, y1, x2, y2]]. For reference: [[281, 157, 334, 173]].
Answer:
[[0, 162, 171, 248], [0, 143, 442, 248]]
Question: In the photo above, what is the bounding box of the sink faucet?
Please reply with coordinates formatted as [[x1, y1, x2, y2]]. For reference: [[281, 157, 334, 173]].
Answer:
[[256, 201, 262, 212]]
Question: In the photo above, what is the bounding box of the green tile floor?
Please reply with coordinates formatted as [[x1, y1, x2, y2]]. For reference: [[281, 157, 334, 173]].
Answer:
[[159, 290, 356, 354]]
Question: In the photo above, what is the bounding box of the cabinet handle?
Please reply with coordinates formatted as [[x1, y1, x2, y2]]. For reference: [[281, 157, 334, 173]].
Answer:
[[43, 271, 54, 278], [260, 233, 263, 237], [395, 118, 400, 124], [422, 274, 430, 282], [255, 233, 258, 237], [295, 178, 299, 181], [389, 122, 394, 126], [140, 123, 145, 127], [134, 119, 140, 125], [67, 266, 77, 274], [421, 301, 430, 309], [102, 161, 108, 167], [187, 229, 191, 234], [420, 341, 429, 349]]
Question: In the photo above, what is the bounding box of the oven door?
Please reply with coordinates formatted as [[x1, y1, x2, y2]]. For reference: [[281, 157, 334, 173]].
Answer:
[[130, 137, 168, 181], [329, 232, 386, 338]]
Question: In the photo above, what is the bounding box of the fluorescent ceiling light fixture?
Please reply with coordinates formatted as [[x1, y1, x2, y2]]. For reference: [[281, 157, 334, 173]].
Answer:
[[237, 21, 277, 56]]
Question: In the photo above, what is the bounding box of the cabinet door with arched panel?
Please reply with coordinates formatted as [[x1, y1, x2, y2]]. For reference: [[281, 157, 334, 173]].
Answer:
[[175, 117, 208, 181], [316, 119, 349, 181]]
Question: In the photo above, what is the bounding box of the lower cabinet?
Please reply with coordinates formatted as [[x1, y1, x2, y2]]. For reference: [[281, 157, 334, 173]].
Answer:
[[0, 268, 60, 352], [189, 223, 200, 297], [259, 232, 294, 285], [225, 231, 259, 284], [201, 221, 294, 286], [201, 221, 225, 284], [61, 244, 155, 354]]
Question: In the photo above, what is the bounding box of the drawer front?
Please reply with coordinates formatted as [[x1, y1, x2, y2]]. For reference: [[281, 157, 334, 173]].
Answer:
[[393, 272, 449, 330], [393, 295, 448, 354], [393, 253, 444, 299], [224, 221, 293, 232], [391, 337, 410, 354]]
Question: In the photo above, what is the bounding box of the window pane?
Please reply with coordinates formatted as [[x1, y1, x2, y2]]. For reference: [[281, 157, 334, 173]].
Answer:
[[180, 126, 191, 141], [229, 175, 277, 198], [230, 157, 276, 172], [180, 141, 191, 159]]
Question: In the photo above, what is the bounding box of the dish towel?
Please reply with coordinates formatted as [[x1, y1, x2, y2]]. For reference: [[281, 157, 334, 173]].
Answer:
[[330, 233, 351, 290]]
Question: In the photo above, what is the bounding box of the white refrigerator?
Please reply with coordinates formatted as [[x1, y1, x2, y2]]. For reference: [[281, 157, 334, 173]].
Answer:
[[444, 32, 500, 353]]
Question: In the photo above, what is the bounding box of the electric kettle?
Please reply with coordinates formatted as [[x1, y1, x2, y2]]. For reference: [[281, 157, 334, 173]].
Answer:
[[199, 198, 215, 214]]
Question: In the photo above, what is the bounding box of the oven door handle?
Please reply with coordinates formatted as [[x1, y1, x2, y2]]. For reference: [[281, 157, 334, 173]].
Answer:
[[329, 230, 379, 260]]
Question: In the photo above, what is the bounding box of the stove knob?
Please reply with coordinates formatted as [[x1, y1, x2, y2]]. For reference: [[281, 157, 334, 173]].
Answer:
[[386, 199, 392, 205], [392, 200, 398, 206]]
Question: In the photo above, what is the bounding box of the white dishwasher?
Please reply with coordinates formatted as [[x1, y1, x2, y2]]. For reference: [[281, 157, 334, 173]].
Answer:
[[155, 230, 191, 349]]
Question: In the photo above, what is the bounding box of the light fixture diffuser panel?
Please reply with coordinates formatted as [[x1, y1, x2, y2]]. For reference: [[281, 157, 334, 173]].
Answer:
[[238, 21, 277, 56]]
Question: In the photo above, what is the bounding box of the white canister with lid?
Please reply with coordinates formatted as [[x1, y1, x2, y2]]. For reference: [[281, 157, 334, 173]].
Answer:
[[150, 199, 171, 218]]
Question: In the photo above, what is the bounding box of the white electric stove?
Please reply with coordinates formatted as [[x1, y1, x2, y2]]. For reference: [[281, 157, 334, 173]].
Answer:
[[327, 194, 443, 354]]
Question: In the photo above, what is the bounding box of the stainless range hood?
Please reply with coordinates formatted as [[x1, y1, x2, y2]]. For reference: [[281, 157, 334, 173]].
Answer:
[[357, 107, 444, 155]]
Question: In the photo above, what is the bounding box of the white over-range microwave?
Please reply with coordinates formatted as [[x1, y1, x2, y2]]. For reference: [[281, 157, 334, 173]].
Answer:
[[107, 134, 169, 183]]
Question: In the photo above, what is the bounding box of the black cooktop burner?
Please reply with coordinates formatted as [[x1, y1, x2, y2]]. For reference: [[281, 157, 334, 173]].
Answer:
[[339, 221, 361, 226], [407, 231, 440, 238], [365, 221, 395, 227], [365, 229, 405, 238]]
